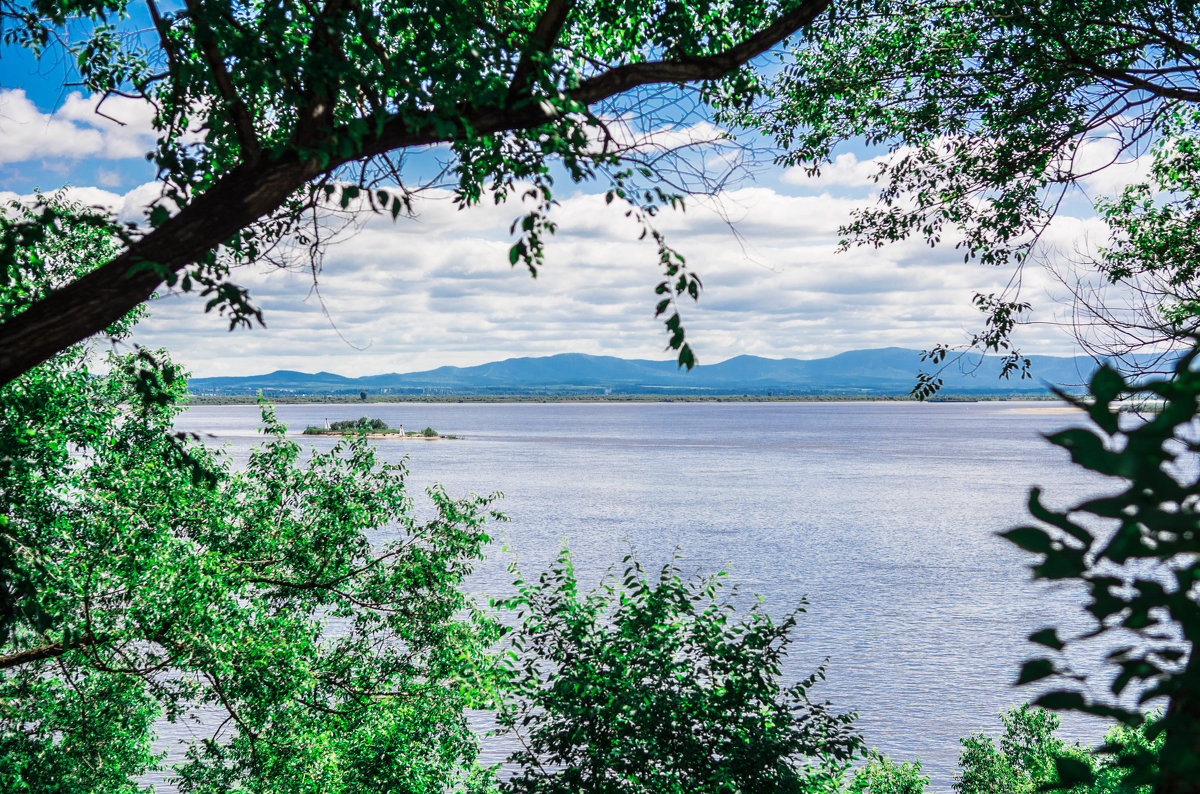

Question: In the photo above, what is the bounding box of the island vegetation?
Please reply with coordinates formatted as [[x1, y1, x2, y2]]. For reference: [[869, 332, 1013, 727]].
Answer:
[[304, 416, 394, 434], [1, 0, 1198, 791], [303, 417, 456, 439]]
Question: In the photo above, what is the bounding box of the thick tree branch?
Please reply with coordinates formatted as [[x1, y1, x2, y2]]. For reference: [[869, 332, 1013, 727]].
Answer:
[[572, 0, 831, 102], [507, 0, 573, 105], [347, 0, 390, 65], [1082, 62, 1200, 103], [0, 632, 102, 670], [182, 0, 262, 162], [294, 0, 350, 145], [0, 0, 831, 388]]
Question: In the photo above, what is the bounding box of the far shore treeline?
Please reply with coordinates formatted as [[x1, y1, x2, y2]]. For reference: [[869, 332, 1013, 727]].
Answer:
[[187, 392, 1062, 405]]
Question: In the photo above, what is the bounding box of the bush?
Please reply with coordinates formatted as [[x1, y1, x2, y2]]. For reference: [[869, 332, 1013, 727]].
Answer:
[[952, 704, 1162, 794], [495, 550, 862, 794], [844, 754, 929, 794], [326, 417, 390, 432]]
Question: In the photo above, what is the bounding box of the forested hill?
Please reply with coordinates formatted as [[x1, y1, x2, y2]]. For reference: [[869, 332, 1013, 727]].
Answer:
[[187, 348, 1111, 397]]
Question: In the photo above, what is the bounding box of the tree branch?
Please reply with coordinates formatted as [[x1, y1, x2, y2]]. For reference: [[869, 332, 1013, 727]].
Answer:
[[294, 0, 350, 145], [0, 633, 102, 671], [572, 0, 831, 103], [182, 0, 262, 162], [507, 0, 573, 106]]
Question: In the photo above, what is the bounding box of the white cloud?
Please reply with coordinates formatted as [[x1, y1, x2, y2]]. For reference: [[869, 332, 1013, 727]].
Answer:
[[0, 89, 156, 164], [590, 116, 730, 155], [0, 182, 165, 227], [99, 180, 1098, 378], [782, 152, 887, 189], [1068, 136, 1155, 198]]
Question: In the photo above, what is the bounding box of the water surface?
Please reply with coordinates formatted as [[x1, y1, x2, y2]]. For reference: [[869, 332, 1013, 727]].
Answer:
[[170, 400, 1112, 790]]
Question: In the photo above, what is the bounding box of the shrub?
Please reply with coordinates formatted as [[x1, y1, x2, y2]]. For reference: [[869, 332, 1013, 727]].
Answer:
[[495, 550, 862, 794], [845, 753, 929, 794], [329, 417, 389, 432]]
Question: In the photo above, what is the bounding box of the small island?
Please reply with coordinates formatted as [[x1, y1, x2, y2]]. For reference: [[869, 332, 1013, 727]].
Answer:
[[302, 417, 457, 439]]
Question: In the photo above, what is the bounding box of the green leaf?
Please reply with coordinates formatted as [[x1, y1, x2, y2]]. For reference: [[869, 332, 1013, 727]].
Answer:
[[1016, 658, 1056, 685], [1028, 628, 1065, 650], [1033, 691, 1087, 711], [1052, 756, 1095, 787], [1000, 527, 1054, 555]]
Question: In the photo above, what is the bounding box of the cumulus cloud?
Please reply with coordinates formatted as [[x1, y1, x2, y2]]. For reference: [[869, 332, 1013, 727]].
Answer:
[[0, 88, 1124, 378], [1068, 136, 1156, 198], [589, 115, 730, 156], [0, 182, 165, 227], [103, 179, 1098, 377], [0, 89, 156, 164], [782, 152, 887, 189]]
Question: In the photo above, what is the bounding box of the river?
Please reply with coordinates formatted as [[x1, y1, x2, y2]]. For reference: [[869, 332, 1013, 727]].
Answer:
[[168, 399, 1115, 790]]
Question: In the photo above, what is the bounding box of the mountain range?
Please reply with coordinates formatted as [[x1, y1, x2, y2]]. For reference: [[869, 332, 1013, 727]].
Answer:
[[186, 348, 1104, 397]]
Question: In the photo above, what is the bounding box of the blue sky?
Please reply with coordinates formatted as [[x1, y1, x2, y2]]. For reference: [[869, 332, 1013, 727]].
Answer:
[[0, 44, 1148, 378]]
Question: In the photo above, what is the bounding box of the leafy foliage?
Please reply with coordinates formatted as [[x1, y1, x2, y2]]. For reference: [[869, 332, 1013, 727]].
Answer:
[[954, 705, 1091, 794], [834, 705, 1162, 794], [331, 416, 390, 431], [1077, 119, 1200, 374], [0, 344, 505, 790], [1002, 343, 1200, 790], [842, 753, 930, 794], [0, 200, 504, 790], [495, 550, 862, 793]]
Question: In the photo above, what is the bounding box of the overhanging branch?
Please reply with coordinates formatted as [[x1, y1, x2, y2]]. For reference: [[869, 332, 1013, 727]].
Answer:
[[507, 0, 573, 105], [0, 632, 103, 670], [0, 0, 832, 388]]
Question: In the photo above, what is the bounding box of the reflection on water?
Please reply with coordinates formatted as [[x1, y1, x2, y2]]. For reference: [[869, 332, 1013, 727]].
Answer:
[[158, 400, 1109, 791]]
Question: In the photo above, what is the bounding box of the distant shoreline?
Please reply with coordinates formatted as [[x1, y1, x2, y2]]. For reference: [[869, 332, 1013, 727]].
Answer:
[[183, 393, 1066, 406], [302, 430, 455, 439]]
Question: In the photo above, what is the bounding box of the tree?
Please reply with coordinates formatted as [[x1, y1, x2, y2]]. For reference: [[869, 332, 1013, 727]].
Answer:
[[836, 705, 1163, 794], [949, 704, 1163, 794], [0, 0, 835, 388], [741, 0, 1200, 390], [1068, 126, 1200, 377], [0, 199, 505, 790], [494, 550, 862, 793], [954, 705, 1090, 794]]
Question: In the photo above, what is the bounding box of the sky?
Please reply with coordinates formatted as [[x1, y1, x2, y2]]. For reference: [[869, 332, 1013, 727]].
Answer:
[[0, 58, 1152, 378]]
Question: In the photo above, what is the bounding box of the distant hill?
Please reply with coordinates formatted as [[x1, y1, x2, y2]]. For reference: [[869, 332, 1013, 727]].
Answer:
[[186, 348, 1106, 397]]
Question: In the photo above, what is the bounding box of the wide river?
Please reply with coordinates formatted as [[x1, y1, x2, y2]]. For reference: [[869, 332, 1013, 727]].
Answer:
[[172, 400, 1116, 790]]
